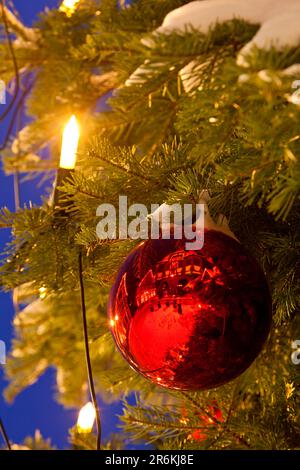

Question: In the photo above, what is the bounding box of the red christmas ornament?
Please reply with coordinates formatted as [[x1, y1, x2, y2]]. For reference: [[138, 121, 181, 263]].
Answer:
[[108, 229, 272, 390]]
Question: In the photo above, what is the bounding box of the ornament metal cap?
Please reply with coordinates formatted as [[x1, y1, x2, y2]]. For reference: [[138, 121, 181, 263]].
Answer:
[[199, 189, 239, 242]]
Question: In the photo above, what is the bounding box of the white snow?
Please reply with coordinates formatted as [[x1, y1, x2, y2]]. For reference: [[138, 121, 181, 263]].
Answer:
[[12, 126, 33, 154], [178, 59, 209, 93], [281, 64, 300, 77], [127, 1, 300, 92], [125, 61, 165, 86], [3, 5, 39, 43], [148, 192, 238, 241], [90, 71, 118, 88], [158, 0, 300, 66]]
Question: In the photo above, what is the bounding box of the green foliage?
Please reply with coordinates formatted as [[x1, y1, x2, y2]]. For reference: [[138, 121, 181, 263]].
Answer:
[[70, 428, 126, 450], [0, 0, 299, 450], [21, 430, 55, 450], [1, 430, 56, 450]]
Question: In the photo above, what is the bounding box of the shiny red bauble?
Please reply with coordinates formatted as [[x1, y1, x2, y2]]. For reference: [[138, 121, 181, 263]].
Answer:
[[108, 230, 272, 390]]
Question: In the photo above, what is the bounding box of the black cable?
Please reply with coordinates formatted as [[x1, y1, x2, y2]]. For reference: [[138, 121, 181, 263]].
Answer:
[[0, 81, 33, 152], [12, 82, 24, 212], [78, 250, 102, 451], [0, 417, 11, 450], [0, 5, 22, 447], [0, 0, 20, 122], [13, 171, 20, 208]]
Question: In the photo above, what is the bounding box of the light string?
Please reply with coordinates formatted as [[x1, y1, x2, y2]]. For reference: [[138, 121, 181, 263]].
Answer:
[[0, 0, 20, 122], [0, 417, 11, 450], [78, 250, 102, 450], [0, 1, 103, 449]]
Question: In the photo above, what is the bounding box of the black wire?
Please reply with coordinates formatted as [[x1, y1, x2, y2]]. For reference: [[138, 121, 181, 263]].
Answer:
[[13, 171, 20, 208], [0, 417, 11, 450], [0, 81, 33, 151], [0, 0, 20, 122], [0, 5, 22, 449], [78, 250, 102, 451], [12, 82, 24, 211]]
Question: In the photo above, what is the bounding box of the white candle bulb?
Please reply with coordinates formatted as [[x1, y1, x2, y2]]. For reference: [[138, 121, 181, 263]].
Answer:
[[60, 0, 80, 16], [59, 115, 80, 170], [77, 402, 96, 433]]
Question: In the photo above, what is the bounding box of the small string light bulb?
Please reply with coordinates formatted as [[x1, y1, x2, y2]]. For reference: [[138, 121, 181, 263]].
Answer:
[[60, 0, 80, 17], [52, 115, 80, 209], [59, 115, 80, 170], [77, 402, 96, 434]]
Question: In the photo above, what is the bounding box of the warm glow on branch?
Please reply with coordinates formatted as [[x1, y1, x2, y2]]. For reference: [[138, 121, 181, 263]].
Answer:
[[77, 402, 96, 434], [59, 115, 80, 170]]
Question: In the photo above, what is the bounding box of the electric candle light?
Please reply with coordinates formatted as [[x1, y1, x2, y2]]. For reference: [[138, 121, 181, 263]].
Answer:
[[77, 402, 96, 434], [53, 115, 80, 209], [59, 115, 80, 171], [60, 0, 80, 16]]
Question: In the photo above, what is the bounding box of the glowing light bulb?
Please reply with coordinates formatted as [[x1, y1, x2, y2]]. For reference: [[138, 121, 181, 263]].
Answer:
[[39, 287, 47, 299], [77, 402, 95, 434], [60, 0, 80, 16], [59, 115, 80, 170]]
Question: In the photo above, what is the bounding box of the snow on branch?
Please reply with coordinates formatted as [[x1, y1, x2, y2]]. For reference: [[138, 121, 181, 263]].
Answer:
[[1, 5, 39, 43]]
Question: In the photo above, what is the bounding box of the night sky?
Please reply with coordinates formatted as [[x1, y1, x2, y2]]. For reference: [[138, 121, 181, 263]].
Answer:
[[0, 0, 122, 449]]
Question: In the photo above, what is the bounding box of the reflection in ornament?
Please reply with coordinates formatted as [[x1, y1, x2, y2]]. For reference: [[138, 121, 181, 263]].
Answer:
[[109, 230, 272, 391]]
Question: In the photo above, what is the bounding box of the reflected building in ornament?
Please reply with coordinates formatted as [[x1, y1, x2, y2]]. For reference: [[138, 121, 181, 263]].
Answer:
[[135, 250, 222, 314], [109, 232, 272, 391], [112, 273, 131, 350]]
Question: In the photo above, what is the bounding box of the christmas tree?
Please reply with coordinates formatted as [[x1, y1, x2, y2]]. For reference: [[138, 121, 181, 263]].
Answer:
[[0, 0, 300, 450]]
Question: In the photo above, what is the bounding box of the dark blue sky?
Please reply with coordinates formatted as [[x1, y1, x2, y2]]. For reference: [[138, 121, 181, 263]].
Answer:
[[0, 0, 122, 449]]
